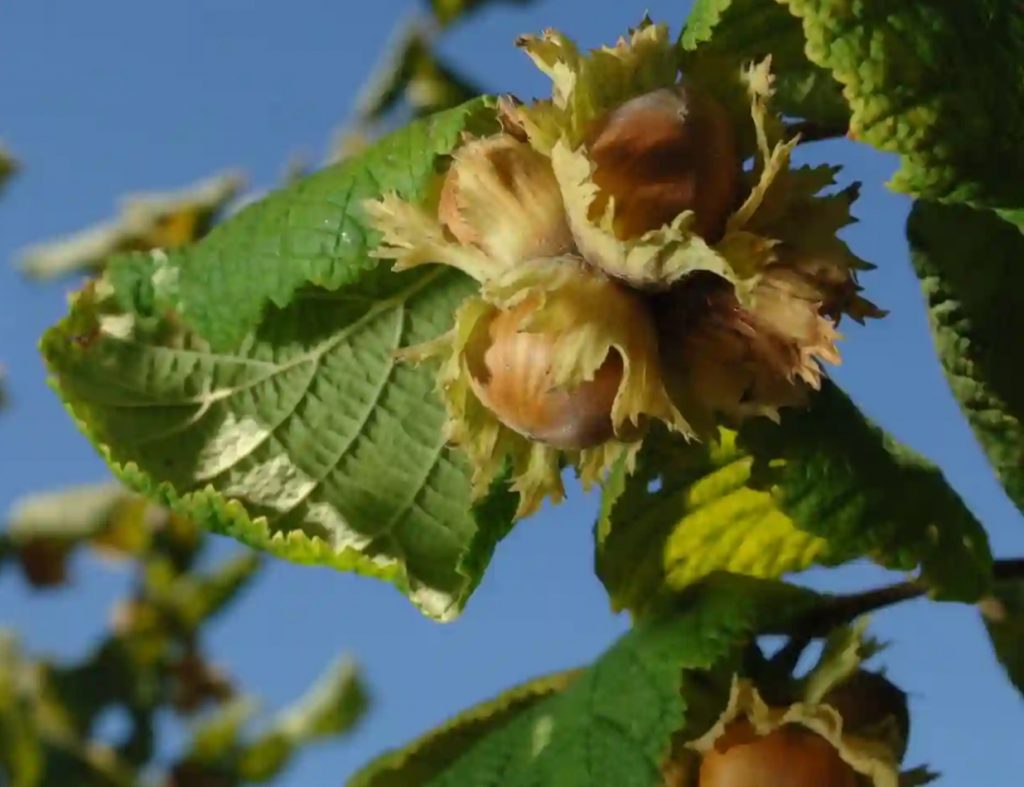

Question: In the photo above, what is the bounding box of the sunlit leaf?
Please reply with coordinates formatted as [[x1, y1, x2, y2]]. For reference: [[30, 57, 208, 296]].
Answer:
[[42, 99, 520, 620], [597, 383, 992, 615], [111, 98, 497, 351], [44, 257, 516, 620]]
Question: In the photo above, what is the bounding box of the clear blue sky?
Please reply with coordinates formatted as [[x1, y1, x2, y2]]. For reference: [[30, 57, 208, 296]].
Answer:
[[1, 1, 1021, 784]]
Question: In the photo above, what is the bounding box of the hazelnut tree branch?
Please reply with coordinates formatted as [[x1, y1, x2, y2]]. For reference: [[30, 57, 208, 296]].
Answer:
[[796, 558, 1024, 635], [785, 119, 850, 143], [768, 558, 1024, 672]]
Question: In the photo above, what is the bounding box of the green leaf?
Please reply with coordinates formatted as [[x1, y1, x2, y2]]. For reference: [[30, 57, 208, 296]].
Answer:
[[18, 172, 244, 281], [42, 265, 517, 620], [239, 658, 368, 781], [397, 575, 816, 787], [980, 579, 1024, 697], [908, 202, 1024, 515], [681, 0, 849, 130], [43, 100, 514, 621], [597, 382, 992, 615], [349, 671, 579, 787], [778, 0, 1024, 208], [121, 98, 497, 351]]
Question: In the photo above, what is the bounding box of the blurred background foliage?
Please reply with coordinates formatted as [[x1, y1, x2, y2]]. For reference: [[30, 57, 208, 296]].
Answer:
[[0, 485, 368, 787], [1, 2, 531, 784]]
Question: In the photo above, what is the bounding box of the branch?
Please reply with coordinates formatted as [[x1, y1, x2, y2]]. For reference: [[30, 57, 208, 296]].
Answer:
[[792, 557, 1024, 638], [785, 119, 849, 143], [766, 558, 1024, 673]]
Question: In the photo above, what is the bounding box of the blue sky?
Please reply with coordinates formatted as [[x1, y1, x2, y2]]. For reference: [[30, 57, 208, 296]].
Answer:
[[1, 1, 1022, 784]]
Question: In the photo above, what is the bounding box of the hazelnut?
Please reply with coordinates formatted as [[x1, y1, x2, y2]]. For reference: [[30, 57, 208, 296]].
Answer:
[[469, 302, 623, 450], [699, 720, 858, 787], [586, 84, 739, 242]]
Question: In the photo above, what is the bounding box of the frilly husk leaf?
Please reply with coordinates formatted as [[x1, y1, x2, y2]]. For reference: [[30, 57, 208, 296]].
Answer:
[[542, 56, 798, 292], [550, 139, 736, 289], [481, 258, 688, 436], [688, 677, 900, 787], [427, 258, 688, 517], [364, 192, 498, 282], [513, 18, 680, 152], [437, 134, 574, 266]]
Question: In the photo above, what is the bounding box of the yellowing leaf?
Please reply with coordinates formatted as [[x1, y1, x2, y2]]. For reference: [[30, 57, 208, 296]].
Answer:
[[597, 383, 992, 615]]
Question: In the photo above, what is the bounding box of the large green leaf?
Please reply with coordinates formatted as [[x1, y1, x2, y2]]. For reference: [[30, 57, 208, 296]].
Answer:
[[42, 99, 519, 621], [43, 264, 516, 620], [349, 671, 579, 787], [117, 98, 497, 351], [778, 0, 1024, 209], [597, 383, 993, 616], [393, 575, 816, 787], [981, 579, 1024, 697], [680, 0, 848, 130], [908, 202, 1024, 515]]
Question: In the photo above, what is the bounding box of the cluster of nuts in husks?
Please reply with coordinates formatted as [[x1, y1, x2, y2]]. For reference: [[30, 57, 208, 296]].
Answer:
[[665, 667, 913, 787], [366, 20, 880, 515]]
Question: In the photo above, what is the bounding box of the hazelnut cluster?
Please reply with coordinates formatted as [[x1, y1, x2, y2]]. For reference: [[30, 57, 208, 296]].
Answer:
[[366, 20, 878, 516]]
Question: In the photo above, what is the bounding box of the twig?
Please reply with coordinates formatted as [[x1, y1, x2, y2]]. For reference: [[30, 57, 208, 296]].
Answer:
[[994, 558, 1024, 581], [788, 557, 1024, 638], [767, 558, 1024, 671], [785, 119, 849, 143]]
